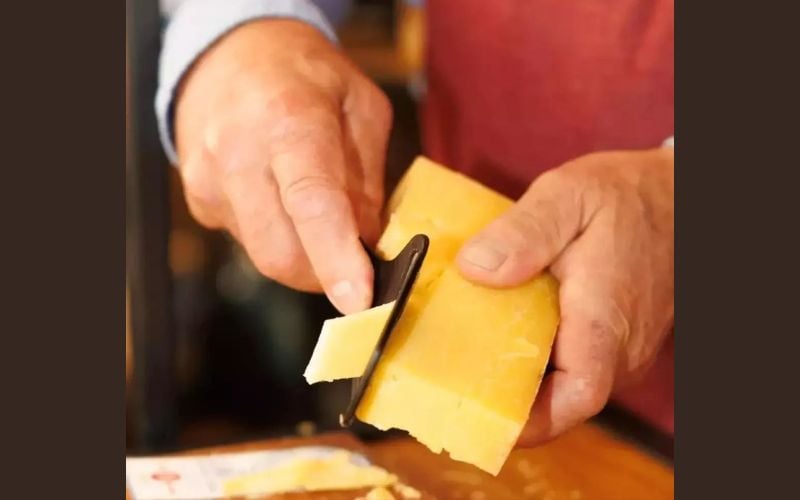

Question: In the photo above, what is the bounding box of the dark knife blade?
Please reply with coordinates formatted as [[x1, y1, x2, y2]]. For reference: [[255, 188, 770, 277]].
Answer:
[[339, 234, 429, 427]]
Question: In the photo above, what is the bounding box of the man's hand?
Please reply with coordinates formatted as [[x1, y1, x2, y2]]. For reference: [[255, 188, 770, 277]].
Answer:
[[456, 148, 675, 446], [174, 19, 392, 314]]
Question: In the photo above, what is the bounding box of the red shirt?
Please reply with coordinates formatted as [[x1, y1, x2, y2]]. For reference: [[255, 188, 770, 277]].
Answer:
[[421, 0, 674, 434]]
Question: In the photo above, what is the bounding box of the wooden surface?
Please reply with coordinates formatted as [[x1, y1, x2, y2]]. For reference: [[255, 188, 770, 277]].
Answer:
[[126, 423, 673, 500]]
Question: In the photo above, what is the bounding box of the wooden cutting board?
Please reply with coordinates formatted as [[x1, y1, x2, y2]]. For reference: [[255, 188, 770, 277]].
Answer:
[[126, 423, 673, 500]]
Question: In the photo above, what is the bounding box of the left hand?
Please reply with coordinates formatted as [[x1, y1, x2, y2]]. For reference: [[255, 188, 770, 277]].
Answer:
[[456, 147, 674, 446]]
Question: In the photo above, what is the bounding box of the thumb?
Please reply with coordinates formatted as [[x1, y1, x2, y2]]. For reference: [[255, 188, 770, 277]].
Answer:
[[456, 171, 585, 287]]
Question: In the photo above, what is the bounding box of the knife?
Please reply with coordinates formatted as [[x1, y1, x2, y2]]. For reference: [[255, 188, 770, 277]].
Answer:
[[339, 234, 430, 427]]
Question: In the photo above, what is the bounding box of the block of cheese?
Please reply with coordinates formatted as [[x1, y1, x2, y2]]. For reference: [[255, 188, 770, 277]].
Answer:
[[304, 301, 396, 384], [304, 156, 560, 475], [357, 268, 559, 475]]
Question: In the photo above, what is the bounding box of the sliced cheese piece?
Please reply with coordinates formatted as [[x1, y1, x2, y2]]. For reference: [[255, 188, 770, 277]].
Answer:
[[222, 451, 397, 496], [304, 156, 560, 475], [304, 301, 396, 384]]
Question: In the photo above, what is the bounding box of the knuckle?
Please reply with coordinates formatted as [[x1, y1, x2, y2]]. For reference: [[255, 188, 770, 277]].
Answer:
[[185, 195, 221, 229], [368, 88, 393, 128], [498, 212, 538, 253], [247, 239, 306, 281], [507, 204, 562, 252], [264, 85, 339, 125], [345, 79, 393, 132], [265, 86, 325, 119], [305, 57, 347, 91], [575, 321, 620, 417], [536, 168, 572, 190], [579, 379, 611, 417], [180, 151, 214, 196], [585, 316, 625, 364], [180, 161, 228, 229], [540, 172, 586, 216], [269, 112, 340, 156], [281, 175, 346, 224], [588, 317, 618, 342], [253, 251, 301, 281], [239, 87, 339, 145]]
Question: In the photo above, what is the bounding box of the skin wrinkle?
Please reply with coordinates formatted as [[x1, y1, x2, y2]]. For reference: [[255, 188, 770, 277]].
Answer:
[[226, 175, 317, 291], [585, 216, 644, 380], [340, 96, 377, 243], [343, 84, 391, 189], [268, 113, 343, 160], [279, 173, 348, 225], [297, 51, 346, 94], [601, 154, 672, 381], [339, 85, 384, 244], [513, 204, 563, 263]]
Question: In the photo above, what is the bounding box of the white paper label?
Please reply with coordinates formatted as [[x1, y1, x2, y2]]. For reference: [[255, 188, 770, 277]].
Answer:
[[126, 446, 370, 499]]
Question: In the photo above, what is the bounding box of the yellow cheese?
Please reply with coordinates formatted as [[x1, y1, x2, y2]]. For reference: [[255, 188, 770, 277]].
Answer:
[[305, 156, 560, 476], [222, 451, 397, 496], [304, 301, 396, 384], [383, 157, 514, 238], [357, 486, 397, 500], [357, 268, 559, 474], [393, 482, 423, 499]]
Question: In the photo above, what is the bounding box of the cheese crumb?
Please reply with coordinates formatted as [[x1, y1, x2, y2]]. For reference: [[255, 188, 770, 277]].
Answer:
[[361, 486, 395, 500], [393, 482, 422, 499]]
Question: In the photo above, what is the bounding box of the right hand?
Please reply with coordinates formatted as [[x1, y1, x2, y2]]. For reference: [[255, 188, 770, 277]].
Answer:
[[174, 19, 393, 314]]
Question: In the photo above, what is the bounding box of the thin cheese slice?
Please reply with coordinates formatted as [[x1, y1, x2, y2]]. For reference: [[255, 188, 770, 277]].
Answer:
[[222, 451, 398, 496], [304, 156, 560, 475], [304, 301, 396, 384]]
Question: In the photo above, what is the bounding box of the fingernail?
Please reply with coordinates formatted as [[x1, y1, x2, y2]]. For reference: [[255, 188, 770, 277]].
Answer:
[[459, 240, 508, 271], [331, 280, 370, 314]]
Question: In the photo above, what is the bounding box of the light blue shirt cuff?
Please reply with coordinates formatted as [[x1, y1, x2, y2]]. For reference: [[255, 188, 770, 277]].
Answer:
[[155, 0, 339, 165]]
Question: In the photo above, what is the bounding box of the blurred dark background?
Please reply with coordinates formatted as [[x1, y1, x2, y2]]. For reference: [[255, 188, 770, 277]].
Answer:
[[126, 0, 425, 454]]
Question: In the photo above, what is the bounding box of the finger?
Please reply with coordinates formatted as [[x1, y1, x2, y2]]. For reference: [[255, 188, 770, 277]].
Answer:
[[456, 170, 586, 287], [517, 230, 629, 447], [342, 82, 393, 245], [269, 107, 375, 314], [224, 165, 321, 293], [207, 113, 320, 292], [179, 147, 233, 231], [516, 289, 622, 446]]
